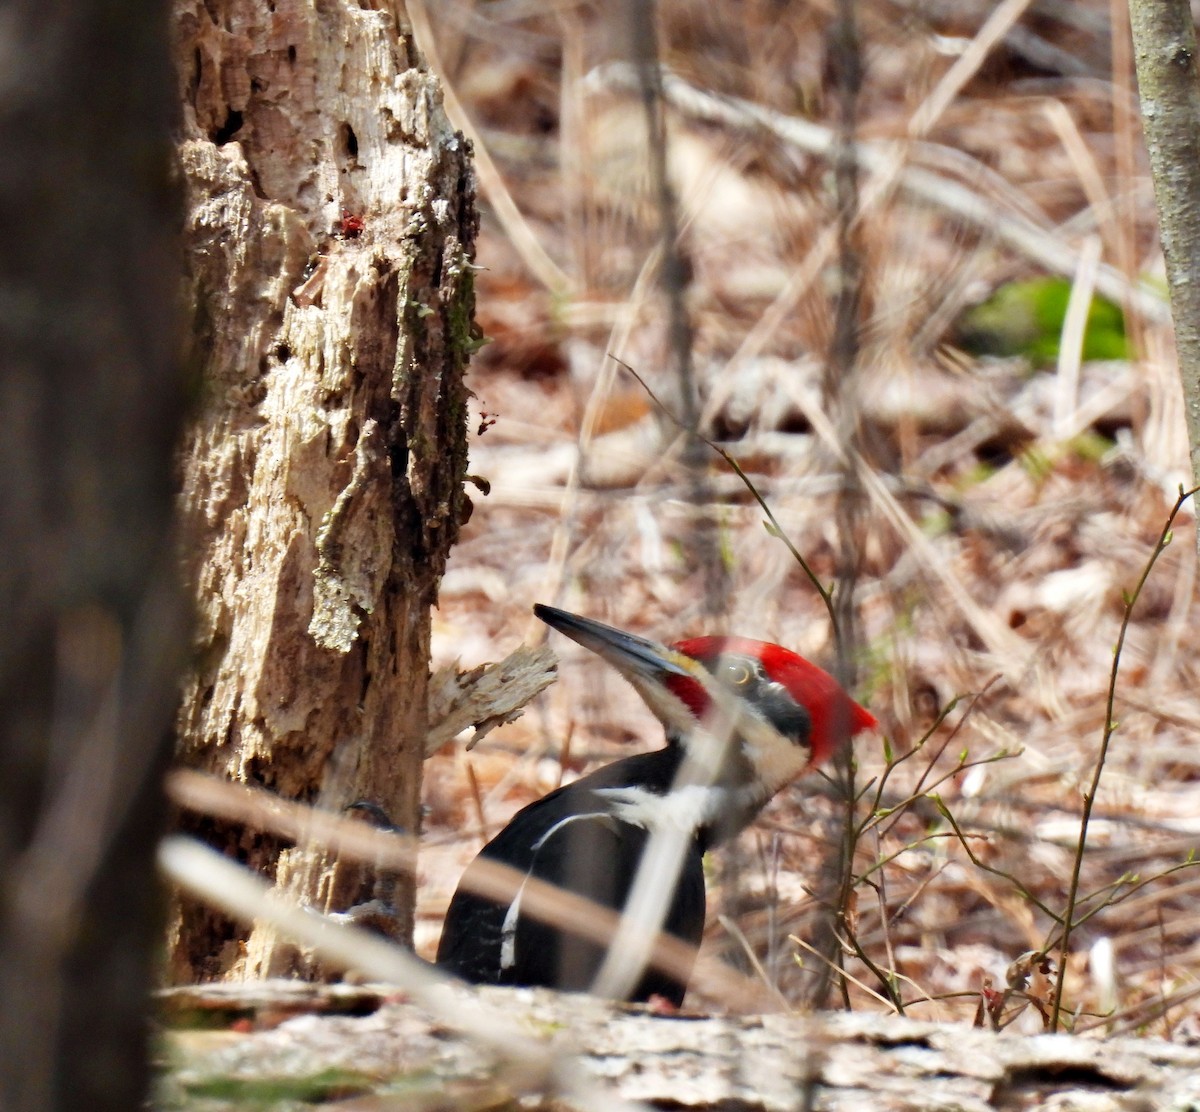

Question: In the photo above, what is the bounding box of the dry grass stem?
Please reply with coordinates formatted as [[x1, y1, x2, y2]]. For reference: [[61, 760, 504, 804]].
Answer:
[[158, 836, 655, 1112], [166, 770, 775, 1011], [366, 0, 1200, 1033]]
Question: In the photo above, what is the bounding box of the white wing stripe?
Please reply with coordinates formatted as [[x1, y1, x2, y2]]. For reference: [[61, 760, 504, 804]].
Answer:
[[530, 810, 610, 852], [500, 811, 613, 971], [499, 880, 525, 971]]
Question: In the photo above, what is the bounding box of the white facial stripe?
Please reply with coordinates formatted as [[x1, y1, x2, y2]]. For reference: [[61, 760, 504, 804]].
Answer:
[[694, 671, 812, 797], [742, 734, 812, 796], [627, 673, 701, 739], [622, 649, 812, 801]]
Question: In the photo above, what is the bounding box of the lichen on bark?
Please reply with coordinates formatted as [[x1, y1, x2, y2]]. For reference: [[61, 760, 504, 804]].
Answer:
[[169, 0, 477, 980]]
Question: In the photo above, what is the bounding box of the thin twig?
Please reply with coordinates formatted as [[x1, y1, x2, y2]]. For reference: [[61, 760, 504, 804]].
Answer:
[[611, 356, 837, 626], [1044, 858, 1200, 964], [789, 935, 895, 1011], [836, 923, 903, 1012], [625, 0, 725, 613], [1050, 485, 1199, 1031], [933, 798, 1063, 922], [465, 759, 489, 848], [854, 827, 996, 888], [165, 770, 774, 1011], [158, 837, 652, 1112], [872, 831, 900, 1011], [824, 0, 866, 1007], [903, 679, 1001, 804], [716, 914, 790, 1011], [862, 749, 1015, 846]]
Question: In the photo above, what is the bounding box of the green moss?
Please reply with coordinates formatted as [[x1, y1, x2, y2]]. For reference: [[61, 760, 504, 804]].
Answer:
[[446, 264, 490, 361], [183, 1068, 373, 1103]]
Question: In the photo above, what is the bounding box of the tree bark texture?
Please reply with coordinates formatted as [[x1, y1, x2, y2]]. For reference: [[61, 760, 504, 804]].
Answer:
[[1129, 0, 1200, 502], [159, 982, 1200, 1112], [169, 0, 476, 980], [0, 2, 184, 1109]]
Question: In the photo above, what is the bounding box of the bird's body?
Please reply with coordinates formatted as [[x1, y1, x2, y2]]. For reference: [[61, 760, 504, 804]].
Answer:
[[436, 605, 877, 1005], [436, 747, 707, 1003]]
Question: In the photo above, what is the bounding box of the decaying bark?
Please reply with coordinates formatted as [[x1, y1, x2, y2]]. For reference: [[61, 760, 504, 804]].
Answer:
[[169, 0, 476, 980], [427, 644, 558, 753], [158, 982, 1200, 1112]]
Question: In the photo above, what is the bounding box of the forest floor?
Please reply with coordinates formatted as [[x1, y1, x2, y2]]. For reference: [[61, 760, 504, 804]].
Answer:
[[413, 0, 1200, 1037]]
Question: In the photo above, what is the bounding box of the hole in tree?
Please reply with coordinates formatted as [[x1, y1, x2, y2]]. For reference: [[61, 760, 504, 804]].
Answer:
[[341, 123, 359, 159], [212, 108, 244, 145]]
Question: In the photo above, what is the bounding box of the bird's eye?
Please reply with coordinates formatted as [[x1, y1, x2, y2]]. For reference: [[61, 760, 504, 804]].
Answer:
[[720, 659, 753, 687]]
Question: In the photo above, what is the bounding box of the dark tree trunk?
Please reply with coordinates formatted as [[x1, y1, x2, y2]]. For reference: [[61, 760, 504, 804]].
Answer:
[[0, 2, 184, 1109]]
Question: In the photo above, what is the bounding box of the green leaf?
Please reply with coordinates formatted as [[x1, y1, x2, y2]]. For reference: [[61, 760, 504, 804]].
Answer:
[[954, 276, 1128, 366]]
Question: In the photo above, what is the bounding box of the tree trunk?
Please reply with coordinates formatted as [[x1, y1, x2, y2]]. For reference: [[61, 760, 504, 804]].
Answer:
[[1129, 0, 1200, 507], [0, 1, 184, 1108], [169, 0, 476, 980]]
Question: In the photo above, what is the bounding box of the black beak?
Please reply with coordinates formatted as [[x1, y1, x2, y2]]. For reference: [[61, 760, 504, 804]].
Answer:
[[533, 604, 693, 681]]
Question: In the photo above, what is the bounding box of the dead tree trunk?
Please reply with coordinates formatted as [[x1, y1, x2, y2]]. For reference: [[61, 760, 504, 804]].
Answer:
[[160, 983, 1200, 1112], [169, 0, 476, 980]]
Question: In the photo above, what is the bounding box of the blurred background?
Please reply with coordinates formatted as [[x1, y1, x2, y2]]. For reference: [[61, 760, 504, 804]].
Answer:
[[413, 0, 1200, 1031]]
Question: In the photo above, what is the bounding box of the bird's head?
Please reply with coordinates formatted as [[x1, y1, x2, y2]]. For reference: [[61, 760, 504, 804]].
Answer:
[[534, 604, 877, 801]]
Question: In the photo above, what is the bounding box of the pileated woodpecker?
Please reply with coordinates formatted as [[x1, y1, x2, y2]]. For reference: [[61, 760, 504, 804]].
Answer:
[[436, 604, 877, 1005]]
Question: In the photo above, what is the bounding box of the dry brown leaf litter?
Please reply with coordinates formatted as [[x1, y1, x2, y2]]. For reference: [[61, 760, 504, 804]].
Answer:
[[416, 0, 1200, 1034]]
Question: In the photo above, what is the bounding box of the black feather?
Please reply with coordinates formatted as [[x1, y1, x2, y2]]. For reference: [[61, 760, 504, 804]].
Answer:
[[436, 748, 706, 1005]]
